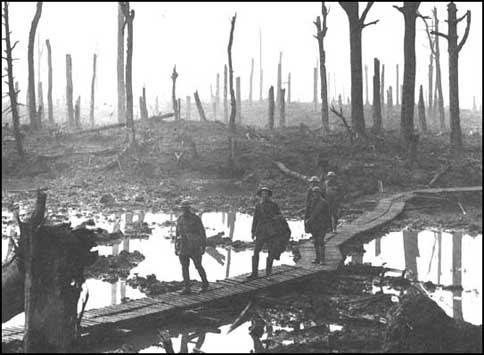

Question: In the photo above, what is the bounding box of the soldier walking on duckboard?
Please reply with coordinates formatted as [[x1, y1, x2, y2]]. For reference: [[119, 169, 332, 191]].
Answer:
[[305, 186, 331, 264], [175, 200, 209, 294], [248, 187, 290, 279]]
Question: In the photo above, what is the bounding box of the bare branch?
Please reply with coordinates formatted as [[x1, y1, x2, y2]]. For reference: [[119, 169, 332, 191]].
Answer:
[[420, 12, 436, 55], [458, 11, 471, 52], [360, 2, 375, 23], [456, 13, 467, 23], [10, 40, 19, 51], [362, 19, 379, 28], [431, 30, 448, 41], [393, 5, 404, 14]]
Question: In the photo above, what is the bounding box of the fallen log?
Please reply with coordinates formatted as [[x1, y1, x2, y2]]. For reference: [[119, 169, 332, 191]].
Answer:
[[67, 122, 126, 136], [383, 288, 482, 353], [148, 112, 175, 121], [274, 161, 309, 182]]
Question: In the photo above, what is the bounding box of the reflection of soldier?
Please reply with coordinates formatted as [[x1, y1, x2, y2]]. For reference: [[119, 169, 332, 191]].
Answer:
[[179, 331, 206, 353], [249, 316, 266, 353], [248, 187, 290, 279], [175, 200, 209, 294], [305, 187, 331, 264]]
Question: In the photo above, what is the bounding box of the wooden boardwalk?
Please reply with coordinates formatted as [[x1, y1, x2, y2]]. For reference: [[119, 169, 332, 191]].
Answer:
[[2, 185, 481, 343]]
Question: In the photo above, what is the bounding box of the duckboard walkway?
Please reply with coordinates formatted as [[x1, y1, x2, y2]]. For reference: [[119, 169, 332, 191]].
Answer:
[[2, 185, 481, 343]]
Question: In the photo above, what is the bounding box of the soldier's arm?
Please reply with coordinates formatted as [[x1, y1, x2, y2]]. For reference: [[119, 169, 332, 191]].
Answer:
[[251, 205, 259, 235], [197, 216, 207, 245]]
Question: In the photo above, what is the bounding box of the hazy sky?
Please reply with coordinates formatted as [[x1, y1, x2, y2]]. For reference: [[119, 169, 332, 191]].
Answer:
[[3, 2, 482, 112]]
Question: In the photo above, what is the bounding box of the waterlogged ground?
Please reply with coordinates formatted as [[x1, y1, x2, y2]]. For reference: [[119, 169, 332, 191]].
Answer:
[[344, 229, 482, 325]]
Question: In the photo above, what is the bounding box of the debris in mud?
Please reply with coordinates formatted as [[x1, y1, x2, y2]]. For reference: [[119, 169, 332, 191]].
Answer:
[[124, 221, 153, 238], [100, 193, 115, 204], [85, 250, 145, 282], [126, 274, 205, 295]]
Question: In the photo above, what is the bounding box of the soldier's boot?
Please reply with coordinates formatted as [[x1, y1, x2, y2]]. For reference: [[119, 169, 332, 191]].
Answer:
[[247, 255, 259, 280], [181, 280, 191, 295], [200, 272, 209, 292], [265, 256, 274, 276]]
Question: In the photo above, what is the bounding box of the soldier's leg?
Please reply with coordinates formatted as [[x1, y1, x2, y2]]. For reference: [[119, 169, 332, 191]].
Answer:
[[266, 250, 274, 276], [192, 254, 209, 290], [320, 231, 326, 264], [179, 255, 191, 293], [248, 238, 263, 279], [312, 233, 321, 263]]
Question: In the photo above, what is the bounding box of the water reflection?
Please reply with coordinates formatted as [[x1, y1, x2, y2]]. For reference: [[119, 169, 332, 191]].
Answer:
[[346, 229, 481, 325]]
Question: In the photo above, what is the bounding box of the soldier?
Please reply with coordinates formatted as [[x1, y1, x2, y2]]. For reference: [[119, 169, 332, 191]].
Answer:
[[175, 200, 209, 294], [305, 186, 331, 264], [248, 187, 289, 279], [306, 176, 322, 213], [323, 171, 343, 232]]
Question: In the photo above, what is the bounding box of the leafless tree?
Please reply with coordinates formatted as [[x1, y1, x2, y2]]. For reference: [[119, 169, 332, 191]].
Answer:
[[432, 2, 471, 152], [339, 2, 379, 137], [65, 54, 74, 128], [45, 39, 53, 124], [227, 13, 237, 169], [89, 53, 97, 127], [314, 2, 330, 134], [372, 58, 382, 133], [2, 1, 24, 158], [117, 3, 126, 124], [27, 2, 42, 129]]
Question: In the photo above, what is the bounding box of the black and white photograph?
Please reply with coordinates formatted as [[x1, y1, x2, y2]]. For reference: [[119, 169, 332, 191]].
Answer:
[[1, 1, 482, 353]]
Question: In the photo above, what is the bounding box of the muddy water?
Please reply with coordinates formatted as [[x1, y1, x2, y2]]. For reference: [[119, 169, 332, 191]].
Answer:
[[1, 208, 306, 329], [345, 229, 482, 325]]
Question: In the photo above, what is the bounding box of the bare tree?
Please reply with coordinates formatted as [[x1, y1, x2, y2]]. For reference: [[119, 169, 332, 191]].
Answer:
[[279, 88, 286, 127], [432, 2, 471, 152], [89, 53, 97, 127], [120, 1, 135, 145], [395, 2, 420, 147], [372, 58, 382, 132], [249, 58, 254, 104], [194, 90, 207, 121], [339, 2, 378, 137], [287, 72, 291, 103], [396, 64, 400, 105], [429, 7, 445, 131], [3, 1, 24, 158], [276, 52, 282, 109], [65, 54, 74, 128], [223, 64, 228, 122], [364, 64, 369, 105], [418, 84, 427, 133], [314, 2, 330, 134], [313, 66, 318, 111], [171, 65, 179, 120], [45, 39, 53, 124], [236, 77, 241, 123], [268, 86, 275, 130], [37, 82, 44, 128], [27, 2, 43, 129], [117, 3, 126, 124], [227, 13, 237, 169]]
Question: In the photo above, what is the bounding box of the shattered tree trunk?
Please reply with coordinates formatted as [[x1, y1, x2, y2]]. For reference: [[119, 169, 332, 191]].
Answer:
[[268, 86, 275, 130], [171, 66, 179, 121], [287, 73, 291, 104], [142, 86, 148, 120], [27, 2, 42, 130], [194, 91, 207, 122], [224, 64, 228, 123], [418, 85, 427, 133], [177, 98, 181, 119], [313, 67, 318, 111], [2, 1, 24, 158], [381, 63, 385, 117], [387, 86, 393, 112], [89, 53, 97, 127], [397, 2, 419, 148], [315, 3, 330, 134], [339, 2, 377, 137], [117, 3, 126, 124], [66, 54, 74, 128], [372, 58, 382, 133], [216, 73, 220, 111], [433, 7, 445, 132], [21, 191, 97, 352], [396, 64, 400, 106], [227, 14, 237, 170], [365, 64, 369, 105], [74, 96, 81, 129], [37, 83, 44, 129], [121, 2, 136, 145], [249, 58, 254, 104], [45, 39, 53, 124], [236, 77, 241, 124], [276, 52, 282, 109], [279, 88, 286, 128]]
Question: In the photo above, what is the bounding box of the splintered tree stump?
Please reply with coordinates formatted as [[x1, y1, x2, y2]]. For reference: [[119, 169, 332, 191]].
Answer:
[[383, 290, 482, 353], [2, 191, 97, 352]]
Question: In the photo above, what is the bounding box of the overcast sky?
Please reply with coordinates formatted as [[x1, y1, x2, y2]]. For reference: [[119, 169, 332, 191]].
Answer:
[[3, 2, 482, 112]]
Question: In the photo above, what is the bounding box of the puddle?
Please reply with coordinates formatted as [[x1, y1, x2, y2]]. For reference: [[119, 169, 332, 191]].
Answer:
[[345, 229, 482, 325], [2, 208, 307, 329]]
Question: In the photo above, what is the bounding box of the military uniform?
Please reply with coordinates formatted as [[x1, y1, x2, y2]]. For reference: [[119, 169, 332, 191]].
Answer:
[[176, 210, 208, 291], [322, 178, 343, 232], [306, 192, 331, 263], [249, 198, 289, 277]]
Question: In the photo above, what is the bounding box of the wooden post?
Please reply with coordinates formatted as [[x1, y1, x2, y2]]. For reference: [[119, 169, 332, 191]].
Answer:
[[236, 76, 241, 124], [171, 65, 179, 120], [223, 64, 228, 123], [372, 58, 382, 132], [186, 95, 191, 120], [287, 73, 291, 104], [89, 53, 97, 127], [279, 88, 286, 127], [313, 67, 318, 111], [268, 86, 275, 130], [45, 39, 53, 124], [194, 90, 207, 121], [65, 54, 74, 128], [249, 58, 254, 104], [418, 84, 427, 133]]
